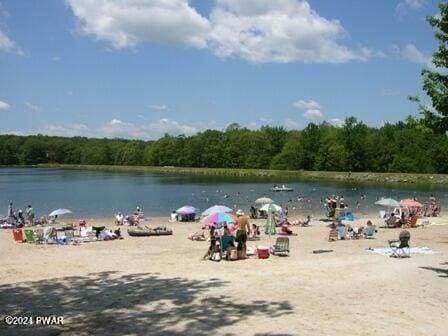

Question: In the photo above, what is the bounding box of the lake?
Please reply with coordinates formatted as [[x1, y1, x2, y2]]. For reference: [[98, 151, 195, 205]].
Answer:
[[0, 168, 446, 219]]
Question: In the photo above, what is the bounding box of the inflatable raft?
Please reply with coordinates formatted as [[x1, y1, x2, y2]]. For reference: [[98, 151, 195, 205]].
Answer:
[[127, 227, 173, 237]]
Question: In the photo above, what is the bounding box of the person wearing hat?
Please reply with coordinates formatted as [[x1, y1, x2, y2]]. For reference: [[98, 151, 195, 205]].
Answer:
[[235, 209, 250, 259]]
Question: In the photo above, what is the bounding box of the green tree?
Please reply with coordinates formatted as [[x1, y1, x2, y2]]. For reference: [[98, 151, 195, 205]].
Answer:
[[411, 2, 448, 133]]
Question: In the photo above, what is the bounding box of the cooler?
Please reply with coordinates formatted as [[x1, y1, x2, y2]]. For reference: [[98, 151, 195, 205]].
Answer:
[[13, 228, 23, 242], [257, 246, 270, 259]]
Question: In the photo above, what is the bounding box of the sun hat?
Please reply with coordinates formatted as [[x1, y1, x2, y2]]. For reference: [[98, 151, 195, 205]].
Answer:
[[236, 209, 244, 216]]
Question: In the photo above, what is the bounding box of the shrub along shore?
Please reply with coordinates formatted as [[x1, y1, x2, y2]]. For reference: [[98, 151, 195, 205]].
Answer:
[[19, 164, 448, 185]]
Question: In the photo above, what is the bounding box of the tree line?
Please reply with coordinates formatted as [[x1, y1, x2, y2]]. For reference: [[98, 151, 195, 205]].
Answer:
[[0, 117, 447, 173]]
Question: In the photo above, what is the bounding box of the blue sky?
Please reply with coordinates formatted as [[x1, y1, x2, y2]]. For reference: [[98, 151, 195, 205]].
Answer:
[[0, 0, 440, 140]]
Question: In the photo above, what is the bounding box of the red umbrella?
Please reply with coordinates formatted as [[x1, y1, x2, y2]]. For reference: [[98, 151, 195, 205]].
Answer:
[[400, 199, 423, 208]]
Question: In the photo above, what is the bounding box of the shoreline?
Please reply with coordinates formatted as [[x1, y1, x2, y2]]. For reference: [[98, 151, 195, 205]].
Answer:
[[2, 164, 448, 186]]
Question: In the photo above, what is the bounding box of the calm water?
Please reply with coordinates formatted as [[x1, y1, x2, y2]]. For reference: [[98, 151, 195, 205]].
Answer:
[[0, 168, 446, 218]]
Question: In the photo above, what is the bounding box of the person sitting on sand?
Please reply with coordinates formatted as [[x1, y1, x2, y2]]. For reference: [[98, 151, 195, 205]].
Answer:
[[250, 223, 260, 239], [115, 212, 124, 225], [280, 222, 293, 235], [386, 213, 399, 228], [298, 215, 311, 227]]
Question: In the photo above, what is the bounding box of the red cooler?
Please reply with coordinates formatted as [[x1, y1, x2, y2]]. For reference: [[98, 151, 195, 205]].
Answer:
[[257, 246, 270, 259], [13, 229, 24, 242]]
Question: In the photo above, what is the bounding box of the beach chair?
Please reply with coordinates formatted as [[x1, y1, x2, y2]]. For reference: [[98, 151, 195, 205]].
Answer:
[[408, 216, 418, 228], [23, 228, 36, 243], [272, 237, 289, 256], [34, 229, 44, 244], [328, 229, 338, 241], [220, 235, 235, 256], [389, 230, 411, 258], [65, 230, 75, 244]]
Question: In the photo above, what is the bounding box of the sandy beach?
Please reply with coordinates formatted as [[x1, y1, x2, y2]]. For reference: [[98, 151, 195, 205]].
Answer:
[[0, 215, 447, 336]]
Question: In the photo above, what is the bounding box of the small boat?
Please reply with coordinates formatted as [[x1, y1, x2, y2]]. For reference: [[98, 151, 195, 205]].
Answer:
[[271, 185, 294, 192], [127, 227, 173, 237]]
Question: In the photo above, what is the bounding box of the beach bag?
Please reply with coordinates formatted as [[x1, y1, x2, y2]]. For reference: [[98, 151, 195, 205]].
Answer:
[[211, 251, 221, 262], [227, 247, 238, 261], [237, 247, 247, 260]]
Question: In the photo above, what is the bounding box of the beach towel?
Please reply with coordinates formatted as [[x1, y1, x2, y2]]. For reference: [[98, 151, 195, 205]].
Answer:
[[365, 247, 439, 256]]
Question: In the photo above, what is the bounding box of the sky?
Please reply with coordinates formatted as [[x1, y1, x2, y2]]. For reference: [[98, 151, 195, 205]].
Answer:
[[0, 0, 441, 140]]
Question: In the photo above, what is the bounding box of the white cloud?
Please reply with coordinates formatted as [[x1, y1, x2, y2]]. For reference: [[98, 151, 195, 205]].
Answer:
[[208, 0, 372, 63], [399, 43, 434, 69], [24, 101, 41, 112], [67, 0, 376, 64], [147, 104, 169, 111], [293, 99, 324, 120], [146, 118, 197, 135], [0, 100, 11, 111], [0, 29, 23, 55], [66, 0, 210, 49], [283, 118, 299, 129], [396, 0, 426, 16], [37, 123, 90, 137], [328, 118, 344, 127]]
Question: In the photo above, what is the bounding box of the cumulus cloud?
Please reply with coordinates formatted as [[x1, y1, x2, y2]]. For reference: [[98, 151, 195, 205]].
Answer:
[[283, 118, 299, 129], [0, 29, 23, 55], [147, 104, 169, 111], [66, 0, 376, 64], [0, 100, 11, 111], [24, 101, 41, 112], [293, 99, 324, 120], [396, 0, 426, 16], [66, 0, 210, 49]]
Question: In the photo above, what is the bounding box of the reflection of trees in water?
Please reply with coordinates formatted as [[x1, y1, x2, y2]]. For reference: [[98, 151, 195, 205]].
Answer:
[[0, 272, 293, 336]]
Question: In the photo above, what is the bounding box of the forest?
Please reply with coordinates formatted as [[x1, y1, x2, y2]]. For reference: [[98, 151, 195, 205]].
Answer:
[[0, 116, 447, 174]]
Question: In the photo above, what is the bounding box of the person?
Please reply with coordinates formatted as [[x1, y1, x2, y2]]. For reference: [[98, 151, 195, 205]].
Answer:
[[281, 222, 293, 235], [115, 212, 124, 225], [7, 202, 14, 224], [235, 209, 250, 259], [285, 207, 289, 216], [298, 215, 311, 227], [26, 205, 35, 225], [386, 213, 399, 228], [339, 196, 345, 209], [203, 226, 218, 260], [170, 211, 178, 222], [250, 223, 260, 239], [17, 210, 25, 226]]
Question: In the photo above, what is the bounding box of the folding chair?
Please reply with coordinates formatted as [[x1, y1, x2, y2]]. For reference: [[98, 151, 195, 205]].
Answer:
[[389, 230, 411, 258], [272, 237, 289, 256]]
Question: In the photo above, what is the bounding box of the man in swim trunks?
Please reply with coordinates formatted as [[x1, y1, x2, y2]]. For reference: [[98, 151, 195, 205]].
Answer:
[[235, 209, 250, 256]]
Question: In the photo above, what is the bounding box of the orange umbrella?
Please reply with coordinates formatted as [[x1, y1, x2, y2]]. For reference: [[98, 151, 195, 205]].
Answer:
[[400, 199, 423, 208]]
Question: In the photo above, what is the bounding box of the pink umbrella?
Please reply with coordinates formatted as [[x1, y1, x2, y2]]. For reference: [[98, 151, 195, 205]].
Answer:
[[400, 199, 423, 208]]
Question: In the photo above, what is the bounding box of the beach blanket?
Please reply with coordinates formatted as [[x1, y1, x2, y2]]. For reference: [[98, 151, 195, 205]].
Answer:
[[366, 247, 440, 256]]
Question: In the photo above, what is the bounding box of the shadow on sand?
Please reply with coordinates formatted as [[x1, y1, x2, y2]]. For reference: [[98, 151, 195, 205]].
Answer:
[[420, 263, 448, 278], [0, 271, 293, 336]]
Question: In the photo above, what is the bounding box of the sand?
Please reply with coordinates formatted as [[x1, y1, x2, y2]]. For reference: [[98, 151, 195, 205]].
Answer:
[[0, 215, 447, 336]]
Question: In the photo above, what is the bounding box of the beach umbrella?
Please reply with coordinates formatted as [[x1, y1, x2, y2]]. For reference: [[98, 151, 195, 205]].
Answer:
[[400, 199, 423, 208], [260, 203, 282, 213], [374, 198, 400, 207], [202, 205, 233, 216], [48, 208, 72, 217], [176, 205, 198, 215], [255, 197, 274, 204], [200, 212, 236, 228]]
